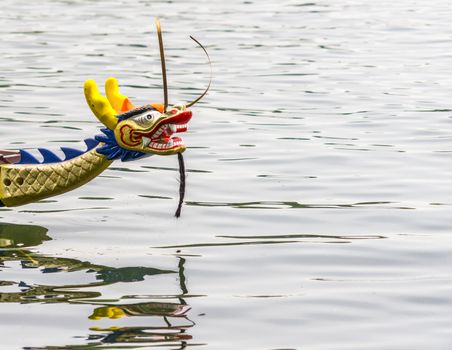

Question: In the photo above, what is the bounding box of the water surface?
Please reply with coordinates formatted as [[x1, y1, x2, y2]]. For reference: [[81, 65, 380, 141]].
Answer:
[[2, 0, 452, 349]]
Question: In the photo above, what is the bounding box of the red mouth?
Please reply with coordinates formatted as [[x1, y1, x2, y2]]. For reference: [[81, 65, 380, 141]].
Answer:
[[134, 110, 192, 151]]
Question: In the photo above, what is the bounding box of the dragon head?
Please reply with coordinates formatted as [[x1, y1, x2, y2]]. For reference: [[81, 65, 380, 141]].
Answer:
[[84, 78, 196, 160], [114, 104, 192, 156]]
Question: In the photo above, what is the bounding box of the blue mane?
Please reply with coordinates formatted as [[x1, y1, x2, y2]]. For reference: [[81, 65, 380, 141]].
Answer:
[[95, 128, 148, 162]]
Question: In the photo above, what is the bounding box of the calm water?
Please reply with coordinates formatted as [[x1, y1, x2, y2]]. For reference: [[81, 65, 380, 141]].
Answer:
[[1, 0, 452, 349]]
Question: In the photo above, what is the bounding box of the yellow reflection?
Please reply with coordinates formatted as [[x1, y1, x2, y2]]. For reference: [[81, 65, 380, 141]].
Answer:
[[89, 306, 127, 320]]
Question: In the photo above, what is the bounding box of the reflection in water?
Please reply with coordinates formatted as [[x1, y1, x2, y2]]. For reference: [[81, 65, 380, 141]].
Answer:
[[88, 303, 193, 346], [88, 325, 192, 346], [186, 200, 414, 210], [0, 222, 50, 248], [156, 233, 385, 249], [0, 222, 195, 349]]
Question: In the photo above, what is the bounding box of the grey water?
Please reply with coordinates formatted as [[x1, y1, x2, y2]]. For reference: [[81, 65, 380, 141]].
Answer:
[[1, 0, 452, 349]]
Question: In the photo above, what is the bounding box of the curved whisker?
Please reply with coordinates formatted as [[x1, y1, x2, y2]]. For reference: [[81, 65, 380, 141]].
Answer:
[[186, 36, 212, 108]]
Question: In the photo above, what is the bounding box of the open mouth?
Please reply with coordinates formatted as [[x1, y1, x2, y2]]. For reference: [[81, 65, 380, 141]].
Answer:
[[135, 110, 192, 152]]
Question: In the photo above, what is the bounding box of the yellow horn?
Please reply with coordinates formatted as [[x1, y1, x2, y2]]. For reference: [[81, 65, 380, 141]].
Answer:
[[84, 79, 118, 130], [105, 77, 134, 113]]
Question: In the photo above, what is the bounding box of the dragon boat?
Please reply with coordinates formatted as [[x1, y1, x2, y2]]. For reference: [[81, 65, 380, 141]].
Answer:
[[0, 19, 210, 212]]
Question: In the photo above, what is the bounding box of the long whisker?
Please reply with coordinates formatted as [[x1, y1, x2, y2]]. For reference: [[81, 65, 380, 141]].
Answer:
[[186, 36, 212, 108], [175, 152, 186, 218], [155, 18, 168, 112]]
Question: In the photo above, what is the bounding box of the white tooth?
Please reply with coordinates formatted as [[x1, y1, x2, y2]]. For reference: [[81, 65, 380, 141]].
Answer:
[[169, 124, 177, 133], [168, 139, 174, 148], [142, 137, 151, 147]]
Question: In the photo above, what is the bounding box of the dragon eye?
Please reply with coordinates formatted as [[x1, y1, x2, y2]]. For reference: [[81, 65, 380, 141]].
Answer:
[[133, 110, 161, 124], [147, 111, 161, 119]]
